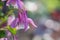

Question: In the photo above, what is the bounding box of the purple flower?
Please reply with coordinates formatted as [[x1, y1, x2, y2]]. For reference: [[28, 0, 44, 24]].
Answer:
[[0, 0, 37, 40], [8, 14, 37, 31], [6, 0, 16, 6], [10, 18, 19, 28], [7, 15, 15, 26], [7, 0, 37, 31], [6, 0, 25, 10], [18, 11, 28, 31]]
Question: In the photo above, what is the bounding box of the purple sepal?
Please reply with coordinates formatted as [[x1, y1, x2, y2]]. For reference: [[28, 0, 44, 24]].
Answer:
[[10, 18, 19, 28]]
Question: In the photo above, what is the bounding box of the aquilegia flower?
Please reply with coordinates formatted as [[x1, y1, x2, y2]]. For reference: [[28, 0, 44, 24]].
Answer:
[[7, 0, 37, 31], [1, 0, 37, 40]]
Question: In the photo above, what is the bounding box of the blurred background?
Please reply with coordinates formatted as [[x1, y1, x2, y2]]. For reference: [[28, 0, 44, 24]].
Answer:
[[0, 0, 60, 40]]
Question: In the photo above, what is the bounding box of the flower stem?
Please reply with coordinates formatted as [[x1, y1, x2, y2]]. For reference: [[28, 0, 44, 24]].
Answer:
[[13, 35, 17, 40]]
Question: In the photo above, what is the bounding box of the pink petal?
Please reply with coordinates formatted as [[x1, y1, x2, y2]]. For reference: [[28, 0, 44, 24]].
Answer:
[[16, 0, 26, 10], [10, 18, 19, 28], [6, 0, 11, 6], [7, 15, 15, 25], [28, 18, 37, 28], [6, 31, 11, 37], [6, 0, 16, 6], [18, 11, 28, 31], [4, 38, 8, 40]]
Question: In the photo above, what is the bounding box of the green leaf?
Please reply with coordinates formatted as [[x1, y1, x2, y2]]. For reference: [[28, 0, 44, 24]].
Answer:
[[7, 26, 17, 35]]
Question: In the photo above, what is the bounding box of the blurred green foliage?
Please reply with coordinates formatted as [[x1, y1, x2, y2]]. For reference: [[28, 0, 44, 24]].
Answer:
[[0, 30, 6, 38], [41, 0, 60, 12]]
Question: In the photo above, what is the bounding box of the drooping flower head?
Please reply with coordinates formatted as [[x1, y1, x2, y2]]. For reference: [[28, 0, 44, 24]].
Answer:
[[1, 0, 37, 32], [0, 0, 37, 40], [6, 0, 37, 31]]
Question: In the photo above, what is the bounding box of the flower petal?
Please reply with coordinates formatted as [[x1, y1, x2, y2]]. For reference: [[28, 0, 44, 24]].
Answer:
[[6, 0, 12, 6], [6, 0, 16, 6], [18, 11, 28, 31], [28, 18, 37, 29], [10, 18, 19, 28], [16, 0, 26, 10], [7, 15, 15, 25]]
